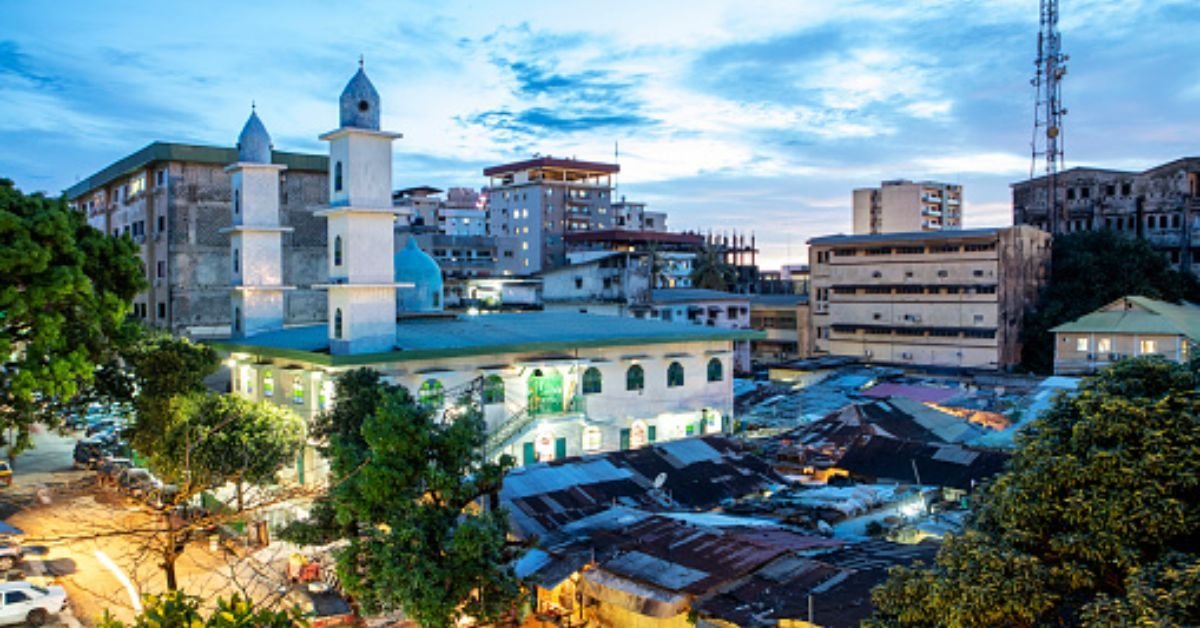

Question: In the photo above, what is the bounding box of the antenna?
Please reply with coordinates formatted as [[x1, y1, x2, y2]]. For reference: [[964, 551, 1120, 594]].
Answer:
[[1030, 0, 1068, 233]]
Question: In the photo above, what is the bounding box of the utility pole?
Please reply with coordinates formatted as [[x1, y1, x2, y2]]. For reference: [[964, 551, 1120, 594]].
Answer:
[[1030, 0, 1068, 233]]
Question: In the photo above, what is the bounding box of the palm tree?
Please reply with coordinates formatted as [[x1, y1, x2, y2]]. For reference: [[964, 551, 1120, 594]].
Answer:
[[643, 242, 669, 288], [690, 242, 736, 291]]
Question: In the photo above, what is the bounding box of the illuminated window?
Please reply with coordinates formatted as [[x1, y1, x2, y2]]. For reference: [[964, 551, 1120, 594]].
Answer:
[[1140, 339, 1157, 354], [334, 308, 343, 339], [334, 236, 343, 266], [1097, 337, 1112, 353], [292, 378, 305, 405], [482, 375, 505, 404], [521, 242, 528, 251], [419, 379, 444, 407], [626, 365, 644, 391], [667, 362, 684, 388], [263, 370, 274, 397], [706, 358, 723, 382], [1076, 337, 1089, 352], [582, 367, 602, 394]]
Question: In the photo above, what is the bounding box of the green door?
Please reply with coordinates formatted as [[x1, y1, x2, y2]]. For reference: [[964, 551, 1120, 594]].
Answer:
[[522, 442, 536, 466], [619, 429, 631, 451], [555, 437, 567, 460], [647, 425, 657, 443], [528, 369, 564, 416]]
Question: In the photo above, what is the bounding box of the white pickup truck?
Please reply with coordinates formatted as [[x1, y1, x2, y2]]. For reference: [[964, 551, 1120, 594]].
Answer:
[[0, 582, 67, 626]]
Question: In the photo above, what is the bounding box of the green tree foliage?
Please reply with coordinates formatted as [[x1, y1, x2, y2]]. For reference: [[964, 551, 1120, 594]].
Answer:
[[690, 242, 737, 292], [871, 357, 1200, 626], [0, 179, 144, 449], [98, 591, 307, 627], [125, 334, 219, 457], [1022, 230, 1200, 372], [154, 393, 305, 501]]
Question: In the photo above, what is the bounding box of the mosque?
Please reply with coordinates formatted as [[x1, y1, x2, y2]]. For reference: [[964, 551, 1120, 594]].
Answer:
[[217, 65, 757, 482]]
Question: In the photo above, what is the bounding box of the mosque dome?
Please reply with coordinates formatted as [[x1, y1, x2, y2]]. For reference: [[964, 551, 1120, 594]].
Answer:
[[339, 65, 381, 131], [236, 108, 272, 164], [394, 236, 444, 313]]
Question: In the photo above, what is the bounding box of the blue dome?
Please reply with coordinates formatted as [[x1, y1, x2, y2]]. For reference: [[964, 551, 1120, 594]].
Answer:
[[394, 237, 443, 313], [339, 66, 381, 130], [236, 109, 272, 164]]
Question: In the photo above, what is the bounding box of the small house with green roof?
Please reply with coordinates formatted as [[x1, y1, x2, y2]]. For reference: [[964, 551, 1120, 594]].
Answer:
[[1051, 296, 1200, 374]]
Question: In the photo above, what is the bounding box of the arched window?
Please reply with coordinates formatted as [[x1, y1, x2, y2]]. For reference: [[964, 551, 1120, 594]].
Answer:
[[232, 249, 239, 273], [333, 236, 343, 266], [626, 365, 644, 391], [234, 189, 240, 214], [667, 362, 684, 388], [482, 375, 505, 405], [707, 358, 723, 382], [262, 370, 274, 397], [582, 367, 602, 394], [333, 308, 343, 339], [233, 307, 241, 333], [334, 161, 343, 192], [419, 379, 444, 407]]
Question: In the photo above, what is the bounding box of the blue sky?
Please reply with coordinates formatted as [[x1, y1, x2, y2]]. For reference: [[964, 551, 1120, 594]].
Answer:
[[3, 0, 1199, 268]]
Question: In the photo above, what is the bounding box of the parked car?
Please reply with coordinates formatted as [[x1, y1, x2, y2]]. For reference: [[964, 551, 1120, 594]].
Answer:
[[117, 468, 161, 499], [0, 544, 21, 572], [144, 484, 180, 510], [96, 457, 132, 488], [85, 419, 117, 437], [0, 462, 10, 488], [72, 439, 107, 470], [0, 581, 67, 626], [284, 582, 357, 628]]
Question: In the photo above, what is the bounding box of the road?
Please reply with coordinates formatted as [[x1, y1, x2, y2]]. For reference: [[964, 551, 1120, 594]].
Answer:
[[1, 427, 297, 626]]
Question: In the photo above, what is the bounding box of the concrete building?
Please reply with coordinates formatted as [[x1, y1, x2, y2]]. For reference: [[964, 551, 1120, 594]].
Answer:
[[749, 294, 811, 363], [484, 157, 620, 274], [565, 229, 705, 289], [541, 252, 652, 316], [853, 180, 963, 235], [1011, 158, 1200, 270], [639, 289, 753, 374], [612, 197, 667, 232], [67, 142, 329, 337], [219, 66, 758, 480], [1051, 296, 1200, 374], [808, 227, 1051, 370]]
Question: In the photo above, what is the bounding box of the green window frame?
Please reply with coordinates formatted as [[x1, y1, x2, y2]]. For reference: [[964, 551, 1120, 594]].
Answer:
[[626, 365, 644, 391], [582, 367, 602, 395], [482, 375, 505, 405], [262, 370, 274, 397], [292, 378, 305, 405], [667, 362, 684, 388], [707, 358, 723, 383]]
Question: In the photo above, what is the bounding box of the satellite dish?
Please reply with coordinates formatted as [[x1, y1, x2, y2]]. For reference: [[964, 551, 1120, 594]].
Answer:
[[653, 473, 667, 489]]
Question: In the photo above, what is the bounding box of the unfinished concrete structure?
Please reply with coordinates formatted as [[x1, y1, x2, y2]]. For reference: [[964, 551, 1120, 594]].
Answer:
[[1011, 158, 1200, 271], [808, 227, 1051, 370], [67, 142, 329, 336], [853, 179, 963, 234]]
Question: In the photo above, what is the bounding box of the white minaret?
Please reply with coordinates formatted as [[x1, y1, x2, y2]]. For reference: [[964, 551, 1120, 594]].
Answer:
[[223, 106, 293, 338], [316, 62, 413, 354]]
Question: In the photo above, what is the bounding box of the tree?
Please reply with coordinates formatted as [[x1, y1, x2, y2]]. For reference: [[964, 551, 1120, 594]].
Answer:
[[98, 591, 307, 627], [0, 178, 144, 451], [690, 242, 736, 291], [1021, 230, 1200, 372], [870, 357, 1200, 626], [125, 334, 219, 457]]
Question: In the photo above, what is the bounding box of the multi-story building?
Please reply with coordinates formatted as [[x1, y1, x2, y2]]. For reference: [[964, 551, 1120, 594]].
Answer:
[[808, 227, 1050, 370], [749, 294, 811, 362], [612, 197, 667, 232], [1011, 158, 1200, 270], [484, 157, 620, 274], [852, 180, 963, 234], [392, 186, 443, 229], [565, 229, 704, 288], [541, 252, 653, 316], [66, 141, 328, 336], [1051, 296, 1199, 374], [638, 289, 753, 374]]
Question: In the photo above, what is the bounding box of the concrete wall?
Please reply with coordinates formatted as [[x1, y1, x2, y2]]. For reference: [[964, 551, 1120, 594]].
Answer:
[[1054, 332, 1190, 374]]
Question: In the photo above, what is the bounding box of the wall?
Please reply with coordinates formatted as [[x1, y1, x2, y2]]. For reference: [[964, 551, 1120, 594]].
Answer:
[[1054, 332, 1188, 374]]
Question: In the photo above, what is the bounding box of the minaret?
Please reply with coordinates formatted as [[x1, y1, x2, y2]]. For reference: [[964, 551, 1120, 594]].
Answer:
[[316, 61, 413, 354], [223, 106, 293, 338]]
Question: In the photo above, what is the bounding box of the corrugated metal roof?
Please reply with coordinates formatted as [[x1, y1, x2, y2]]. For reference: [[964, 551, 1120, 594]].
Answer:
[[1052, 296, 1200, 341], [808, 227, 1005, 246]]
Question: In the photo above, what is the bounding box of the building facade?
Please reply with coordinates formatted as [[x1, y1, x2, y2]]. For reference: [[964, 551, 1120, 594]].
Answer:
[[639, 289, 753, 374], [66, 142, 329, 336], [853, 180, 963, 235], [1051, 296, 1199, 374], [1011, 158, 1200, 270], [749, 294, 811, 363], [565, 229, 704, 289], [484, 157, 620, 274], [808, 227, 1051, 370]]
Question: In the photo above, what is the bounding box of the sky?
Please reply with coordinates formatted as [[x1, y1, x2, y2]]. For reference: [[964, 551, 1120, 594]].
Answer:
[[3, 0, 1200, 269]]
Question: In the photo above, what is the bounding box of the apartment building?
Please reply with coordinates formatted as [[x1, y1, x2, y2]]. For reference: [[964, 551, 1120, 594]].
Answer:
[[750, 294, 811, 362], [612, 197, 667, 232], [484, 157, 619, 274], [808, 227, 1050, 370], [1012, 158, 1200, 270], [853, 180, 963, 234], [66, 141, 329, 336]]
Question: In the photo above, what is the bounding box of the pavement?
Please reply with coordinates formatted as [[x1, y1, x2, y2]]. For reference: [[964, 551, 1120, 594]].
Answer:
[[0, 426, 300, 626]]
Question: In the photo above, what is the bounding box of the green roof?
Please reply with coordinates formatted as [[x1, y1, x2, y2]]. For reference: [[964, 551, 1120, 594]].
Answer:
[[65, 142, 328, 200], [212, 311, 763, 367], [1051, 296, 1200, 341]]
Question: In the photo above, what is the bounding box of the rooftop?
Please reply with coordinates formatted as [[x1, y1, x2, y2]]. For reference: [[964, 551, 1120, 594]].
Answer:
[[213, 311, 762, 367], [564, 229, 705, 246], [483, 156, 620, 177], [808, 227, 1010, 246], [66, 141, 328, 200], [1051, 296, 1200, 341], [651, 288, 748, 304]]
